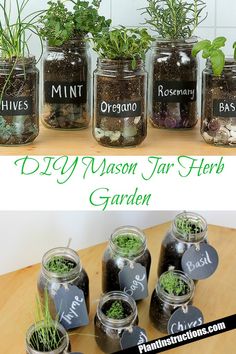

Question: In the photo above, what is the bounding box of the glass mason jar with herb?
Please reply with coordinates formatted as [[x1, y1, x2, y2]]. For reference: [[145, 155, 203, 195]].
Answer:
[[38, 247, 90, 330], [158, 212, 208, 276], [150, 270, 195, 333], [92, 27, 153, 147], [94, 291, 139, 353], [102, 226, 151, 301]]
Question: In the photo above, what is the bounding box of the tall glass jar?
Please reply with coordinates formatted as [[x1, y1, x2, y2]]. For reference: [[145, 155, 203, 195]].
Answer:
[[149, 38, 198, 129], [93, 59, 147, 147], [201, 58, 236, 146], [102, 226, 151, 299], [42, 38, 91, 130], [0, 57, 39, 145], [158, 212, 207, 276], [26, 321, 69, 354], [94, 291, 138, 353], [38, 247, 89, 329], [149, 270, 194, 333]]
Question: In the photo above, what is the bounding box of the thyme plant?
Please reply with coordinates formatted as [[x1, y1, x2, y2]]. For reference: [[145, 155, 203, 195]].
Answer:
[[45, 256, 75, 274], [160, 272, 188, 296], [143, 0, 207, 39]]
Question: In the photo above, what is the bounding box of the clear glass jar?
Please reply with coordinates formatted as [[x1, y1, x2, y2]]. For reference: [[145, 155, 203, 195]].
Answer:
[[42, 38, 91, 130], [93, 59, 147, 147], [38, 247, 89, 328], [158, 212, 207, 276], [26, 321, 69, 354], [0, 57, 39, 145], [94, 291, 138, 353], [149, 38, 198, 129], [102, 226, 151, 295], [149, 270, 194, 333], [201, 58, 236, 146]]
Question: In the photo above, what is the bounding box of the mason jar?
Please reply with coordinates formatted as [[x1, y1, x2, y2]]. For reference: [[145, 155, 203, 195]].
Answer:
[[201, 58, 236, 146], [149, 270, 194, 333], [102, 226, 151, 299], [158, 212, 207, 276], [26, 321, 69, 354], [0, 57, 39, 145], [94, 291, 138, 353], [42, 38, 91, 130], [93, 59, 147, 147], [38, 247, 89, 329], [149, 38, 198, 129]]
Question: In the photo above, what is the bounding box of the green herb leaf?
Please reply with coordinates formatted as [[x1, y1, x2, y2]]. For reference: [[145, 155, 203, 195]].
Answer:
[[233, 41, 236, 60], [212, 36, 227, 49], [210, 49, 225, 76], [191, 39, 211, 57]]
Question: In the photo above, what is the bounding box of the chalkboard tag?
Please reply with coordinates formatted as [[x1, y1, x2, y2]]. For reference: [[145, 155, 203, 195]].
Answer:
[[120, 326, 148, 349], [0, 96, 33, 116], [54, 285, 89, 330], [155, 81, 196, 103], [118, 263, 148, 301], [213, 99, 236, 117], [168, 305, 204, 334], [98, 99, 142, 118], [181, 243, 219, 280], [44, 81, 87, 104]]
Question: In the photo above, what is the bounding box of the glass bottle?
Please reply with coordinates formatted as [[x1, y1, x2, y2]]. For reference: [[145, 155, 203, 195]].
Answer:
[[93, 59, 147, 147], [201, 58, 236, 146], [149, 270, 195, 333], [149, 38, 198, 129], [158, 212, 207, 276], [38, 247, 89, 328], [0, 57, 39, 145], [102, 226, 151, 297], [42, 38, 91, 130], [94, 291, 138, 353]]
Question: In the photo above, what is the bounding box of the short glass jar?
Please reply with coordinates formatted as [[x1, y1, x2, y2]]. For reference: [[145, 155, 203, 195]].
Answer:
[[93, 59, 147, 147], [149, 270, 194, 333], [26, 321, 69, 354], [38, 247, 89, 329], [201, 58, 236, 146], [102, 226, 151, 297], [94, 291, 138, 353], [42, 38, 91, 130], [0, 57, 39, 145], [158, 212, 207, 276], [149, 38, 198, 129]]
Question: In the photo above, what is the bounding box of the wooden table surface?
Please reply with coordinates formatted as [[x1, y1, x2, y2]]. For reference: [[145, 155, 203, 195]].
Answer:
[[0, 123, 236, 156], [0, 223, 235, 354]]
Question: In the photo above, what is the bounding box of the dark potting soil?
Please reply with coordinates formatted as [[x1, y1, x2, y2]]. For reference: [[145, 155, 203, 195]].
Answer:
[[151, 46, 197, 129], [102, 249, 151, 294], [0, 69, 39, 145], [95, 300, 138, 353], [94, 74, 147, 147], [43, 49, 89, 130]]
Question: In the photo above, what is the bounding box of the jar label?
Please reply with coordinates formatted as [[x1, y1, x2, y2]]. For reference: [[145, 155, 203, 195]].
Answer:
[[53, 285, 89, 330], [155, 81, 196, 103], [181, 243, 219, 280], [98, 99, 142, 118], [0, 96, 33, 116], [168, 306, 204, 334], [213, 99, 236, 117], [120, 326, 148, 350], [44, 81, 87, 104], [118, 263, 148, 300]]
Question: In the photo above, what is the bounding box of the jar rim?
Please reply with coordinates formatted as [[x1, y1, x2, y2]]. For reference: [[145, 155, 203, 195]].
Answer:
[[172, 211, 207, 243], [153, 36, 198, 47], [97, 58, 144, 69], [45, 36, 88, 50], [26, 321, 69, 354], [0, 55, 36, 67], [97, 291, 138, 329]]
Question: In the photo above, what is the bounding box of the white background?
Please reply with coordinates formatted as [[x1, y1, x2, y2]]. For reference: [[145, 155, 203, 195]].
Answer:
[[1, 210, 235, 275]]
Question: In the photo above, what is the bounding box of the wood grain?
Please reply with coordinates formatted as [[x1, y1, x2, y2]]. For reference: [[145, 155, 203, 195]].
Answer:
[[0, 223, 235, 354], [0, 122, 235, 156]]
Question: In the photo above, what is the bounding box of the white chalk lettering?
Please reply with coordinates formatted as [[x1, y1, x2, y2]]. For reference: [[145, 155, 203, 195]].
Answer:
[[185, 250, 213, 273], [124, 274, 146, 296]]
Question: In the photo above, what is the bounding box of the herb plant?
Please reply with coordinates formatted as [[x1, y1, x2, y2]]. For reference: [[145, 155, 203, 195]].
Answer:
[[92, 27, 153, 69], [176, 214, 202, 236], [143, 0, 207, 40], [113, 233, 143, 257], [39, 0, 111, 47], [106, 301, 126, 320], [160, 272, 188, 296], [46, 256, 75, 274], [192, 37, 227, 76]]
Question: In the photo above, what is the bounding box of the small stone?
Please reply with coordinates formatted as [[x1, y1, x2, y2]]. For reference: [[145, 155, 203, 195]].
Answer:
[[230, 130, 236, 137], [134, 116, 141, 124], [95, 128, 105, 140], [214, 127, 230, 144], [230, 125, 236, 132], [202, 132, 214, 143], [122, 126, 137, 138], [229, 137, 236, 144], [110, 131, 121, 142]]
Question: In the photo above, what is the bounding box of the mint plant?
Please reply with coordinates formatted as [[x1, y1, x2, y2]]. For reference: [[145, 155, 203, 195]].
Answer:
[[192, 37, 227, 76], [143, 0, 207, 40]]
